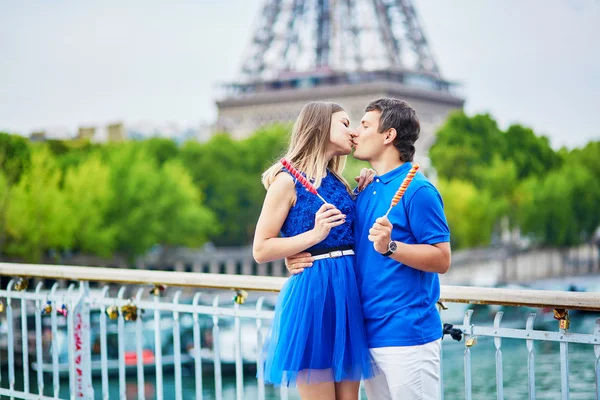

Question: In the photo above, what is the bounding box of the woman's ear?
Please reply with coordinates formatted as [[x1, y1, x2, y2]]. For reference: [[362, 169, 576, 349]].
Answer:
[[384, 128, 397, 145]]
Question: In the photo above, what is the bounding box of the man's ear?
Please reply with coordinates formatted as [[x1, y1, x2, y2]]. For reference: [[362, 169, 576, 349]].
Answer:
[[383, 128, 397, 145]]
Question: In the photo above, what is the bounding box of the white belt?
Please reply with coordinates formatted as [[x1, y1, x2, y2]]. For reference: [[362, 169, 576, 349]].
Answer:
[[312, 249, 355, 261]]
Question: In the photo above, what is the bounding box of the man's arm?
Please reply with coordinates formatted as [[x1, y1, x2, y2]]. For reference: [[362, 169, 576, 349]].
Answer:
[[369, 218, 450, 273], [368, 185, 451, 274], [285, 252, 314, 275], [394, 242, 451, 273]]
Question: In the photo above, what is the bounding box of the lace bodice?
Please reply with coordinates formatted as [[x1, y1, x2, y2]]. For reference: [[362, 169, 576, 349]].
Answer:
[[280, 171, 355, 251]]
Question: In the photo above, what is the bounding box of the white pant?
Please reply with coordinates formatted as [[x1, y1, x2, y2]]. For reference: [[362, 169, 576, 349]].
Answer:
[[364, 339, 441, 400]]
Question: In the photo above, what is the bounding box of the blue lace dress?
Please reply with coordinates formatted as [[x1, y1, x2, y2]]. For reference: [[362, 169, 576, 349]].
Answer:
[[262, 171, 375, 387]]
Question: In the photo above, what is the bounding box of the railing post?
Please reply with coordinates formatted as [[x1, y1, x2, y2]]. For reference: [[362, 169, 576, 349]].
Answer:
[[463, 309, 474, 400], [99, 286, 110, 400], [50, 282, 60, 398], [494, 312, 504, 400], [256, 297, 266, 400], [6, 279, 16, 397], [34, 282, 45, 396], [526, 313, 537, 400], [212, 295, 223, 400], [234, 301, 244, 400], [154, 288, 164, 400], [117, 286, 128, 400], [555, 309, 570, 400], [173, 290, 183, 400], [594, 318, 600, 400], [192, 292, 204, 400], [134, 288, 146, 400]]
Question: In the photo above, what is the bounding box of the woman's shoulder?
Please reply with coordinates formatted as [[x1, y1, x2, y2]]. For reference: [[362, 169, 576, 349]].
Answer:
[[270, 170, 296, 190]]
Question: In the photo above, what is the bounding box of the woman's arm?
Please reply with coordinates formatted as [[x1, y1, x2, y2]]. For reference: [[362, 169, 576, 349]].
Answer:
[[252, 173, 345, 263]]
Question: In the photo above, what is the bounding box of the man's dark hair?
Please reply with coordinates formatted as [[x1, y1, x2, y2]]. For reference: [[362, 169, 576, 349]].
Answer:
[[365, 98, 420, 162]]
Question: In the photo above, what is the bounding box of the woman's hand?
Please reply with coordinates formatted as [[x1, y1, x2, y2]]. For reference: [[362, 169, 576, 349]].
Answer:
[[355, 168, 376, 192], [311, 203, 346, 242]]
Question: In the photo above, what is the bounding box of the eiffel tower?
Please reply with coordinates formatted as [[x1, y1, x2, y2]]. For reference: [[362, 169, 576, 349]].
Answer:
[[216, 0, 464, 161]]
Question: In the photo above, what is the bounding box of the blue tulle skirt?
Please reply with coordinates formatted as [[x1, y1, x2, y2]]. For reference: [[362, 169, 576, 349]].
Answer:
[[261, 255, 376, 387]]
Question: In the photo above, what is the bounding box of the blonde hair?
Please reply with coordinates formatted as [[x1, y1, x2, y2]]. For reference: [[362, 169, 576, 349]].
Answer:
[[262, 101, 352, 193]]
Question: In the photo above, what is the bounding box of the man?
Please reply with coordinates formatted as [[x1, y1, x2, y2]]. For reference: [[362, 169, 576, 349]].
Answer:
[[287, 97, 451, 399]]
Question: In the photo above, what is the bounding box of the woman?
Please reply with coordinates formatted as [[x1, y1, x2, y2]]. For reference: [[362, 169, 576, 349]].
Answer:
[[253, 101, 375, 399]]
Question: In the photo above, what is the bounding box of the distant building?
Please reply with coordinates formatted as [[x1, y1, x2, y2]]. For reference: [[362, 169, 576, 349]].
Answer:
[[29, 131, 46, 142], [107, 123, 126, 142], [77, 126, 96, 141]]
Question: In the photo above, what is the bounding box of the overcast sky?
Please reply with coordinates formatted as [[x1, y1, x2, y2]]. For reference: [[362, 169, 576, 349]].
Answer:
[[1, 0, 598, 148]]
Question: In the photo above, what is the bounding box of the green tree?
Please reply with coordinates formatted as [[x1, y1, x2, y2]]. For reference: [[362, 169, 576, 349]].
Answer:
[[45, 138, 102, 173], [181, 125, 289, 246], [0, 133, 31, 183], [567, 141, 600, 178], [106, 145, 216, 259], [437, 179, 501, 249], [156, 160, 218, 247], [0, 133, 32, 254], [503, 124, 561, 179], [138, 137, 180, 166], [430, 112, 504, 185], [63, 156, 117, 257], [518, 164, 600, 247], [473, 157, 521, 231], [5, 148, 72, 261]]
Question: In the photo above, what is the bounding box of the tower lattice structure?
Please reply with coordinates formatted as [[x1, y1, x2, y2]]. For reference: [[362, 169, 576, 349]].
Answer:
[[216, 0, 464, 162]]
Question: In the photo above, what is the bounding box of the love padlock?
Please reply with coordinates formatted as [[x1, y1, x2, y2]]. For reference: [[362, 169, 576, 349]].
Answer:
[[553, 308, 570, 330], [41, 301, 52, 315], [233, 289, 248, 305], [150, 284, 166, 296], [121, 302, 138, 322], [14, 277, 28, 292], [56, 304, 68, 317], [106, 305, 119, 320]]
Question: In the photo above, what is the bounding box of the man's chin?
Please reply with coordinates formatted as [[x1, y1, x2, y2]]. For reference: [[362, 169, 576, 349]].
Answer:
[[351, 149, 366, 161]]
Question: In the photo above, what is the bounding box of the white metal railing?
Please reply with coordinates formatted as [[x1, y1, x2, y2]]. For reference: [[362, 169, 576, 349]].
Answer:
[[1, 262, 600, 400]]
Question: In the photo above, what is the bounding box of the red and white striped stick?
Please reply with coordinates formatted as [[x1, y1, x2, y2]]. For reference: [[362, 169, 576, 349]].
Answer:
[[280, 158, 327, 203]]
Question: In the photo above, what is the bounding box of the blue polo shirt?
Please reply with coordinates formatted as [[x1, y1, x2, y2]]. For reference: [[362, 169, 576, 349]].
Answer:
[[354, 162, 450, 348]]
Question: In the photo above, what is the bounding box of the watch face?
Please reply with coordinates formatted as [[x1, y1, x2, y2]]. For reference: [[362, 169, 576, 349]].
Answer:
[[389, 241, 398, 252]]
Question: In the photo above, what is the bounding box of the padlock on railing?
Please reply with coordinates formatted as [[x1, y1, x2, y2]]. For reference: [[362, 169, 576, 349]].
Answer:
[[121, 300, 138, 322], [465, 336, 477, 347], [41, 301, 52, 315], [0, 300, 4, 313], [14, 277, 28, 291], [233, 289, 248, 305], [56, 304, 68, 317], [150, 284, 167, 296], [106, 305, 119, 320], [553, 308, 570, 330]]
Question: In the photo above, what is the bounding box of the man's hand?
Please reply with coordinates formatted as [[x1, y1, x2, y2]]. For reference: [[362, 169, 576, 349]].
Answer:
[[354, 168, 376, 192], [284, 252, 314, 275], [368, 216, 393, 254]]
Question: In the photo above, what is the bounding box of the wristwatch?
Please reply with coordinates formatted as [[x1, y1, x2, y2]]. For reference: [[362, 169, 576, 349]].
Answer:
[[383, 240, 397, 257]]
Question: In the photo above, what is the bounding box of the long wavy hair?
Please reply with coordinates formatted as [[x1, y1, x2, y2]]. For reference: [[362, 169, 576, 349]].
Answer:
[[262, 101, 352, 193]]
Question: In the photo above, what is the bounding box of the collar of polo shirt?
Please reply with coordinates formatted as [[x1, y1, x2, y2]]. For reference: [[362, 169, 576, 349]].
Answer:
[[374, 162, 413, 184]]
